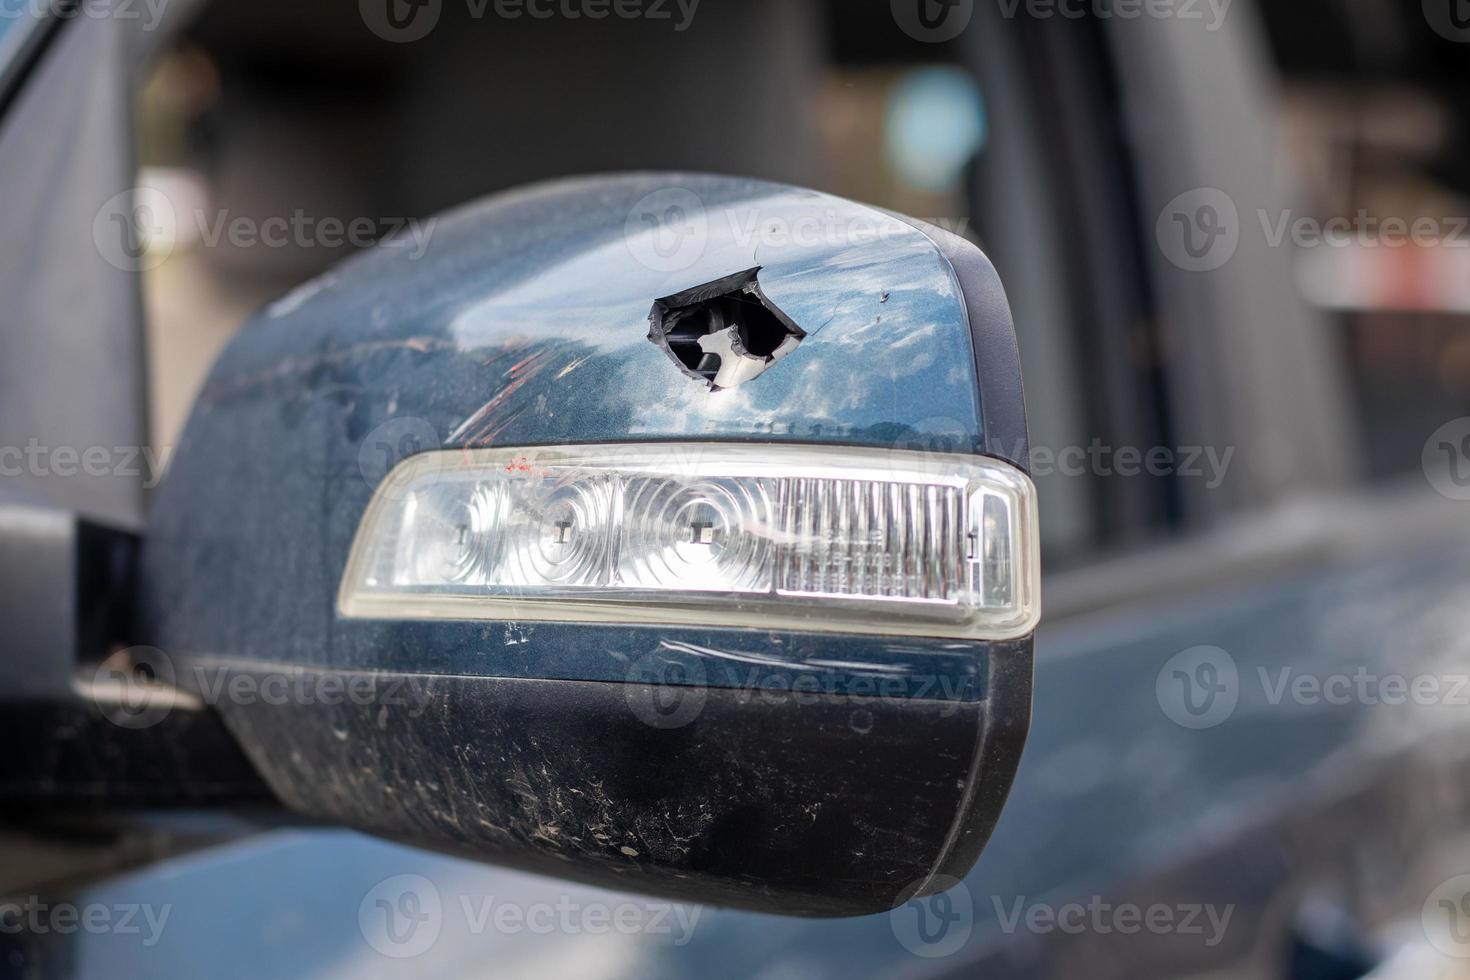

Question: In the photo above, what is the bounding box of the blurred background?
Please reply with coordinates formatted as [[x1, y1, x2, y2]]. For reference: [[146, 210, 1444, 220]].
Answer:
[[132, 0, 1470, 575]]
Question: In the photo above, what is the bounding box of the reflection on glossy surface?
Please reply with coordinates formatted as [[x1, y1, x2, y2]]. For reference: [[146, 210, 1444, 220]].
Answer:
[[202, 174, 984, 454]]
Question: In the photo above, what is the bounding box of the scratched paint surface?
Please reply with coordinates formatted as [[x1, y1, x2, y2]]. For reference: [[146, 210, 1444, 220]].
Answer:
[[188, 174, 985, 454]]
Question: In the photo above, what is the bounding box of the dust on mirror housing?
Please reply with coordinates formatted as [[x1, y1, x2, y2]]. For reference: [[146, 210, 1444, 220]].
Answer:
[[139, 173, 1037, 916]]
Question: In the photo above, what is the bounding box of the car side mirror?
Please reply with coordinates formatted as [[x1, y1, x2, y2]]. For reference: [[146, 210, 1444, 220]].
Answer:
[[138, 174, 1038, 916]]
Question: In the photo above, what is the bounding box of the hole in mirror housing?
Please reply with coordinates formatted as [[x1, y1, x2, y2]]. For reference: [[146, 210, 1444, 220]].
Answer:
[[647, 267, 805, 391]]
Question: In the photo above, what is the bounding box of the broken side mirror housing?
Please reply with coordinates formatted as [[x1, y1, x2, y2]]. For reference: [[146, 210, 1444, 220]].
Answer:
[[139, 174, 1037, 917]]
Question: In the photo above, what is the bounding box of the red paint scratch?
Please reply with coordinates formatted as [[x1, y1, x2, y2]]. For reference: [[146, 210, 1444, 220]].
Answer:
[[448, 346, 557, 445]]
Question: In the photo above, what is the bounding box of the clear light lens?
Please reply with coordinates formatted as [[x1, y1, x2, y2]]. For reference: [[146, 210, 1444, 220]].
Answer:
[[340, 444, 1040, 640]]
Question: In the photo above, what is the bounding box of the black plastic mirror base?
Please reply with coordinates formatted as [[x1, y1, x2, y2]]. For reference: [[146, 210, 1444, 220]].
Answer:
[[205, 645, 1030, 917]]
